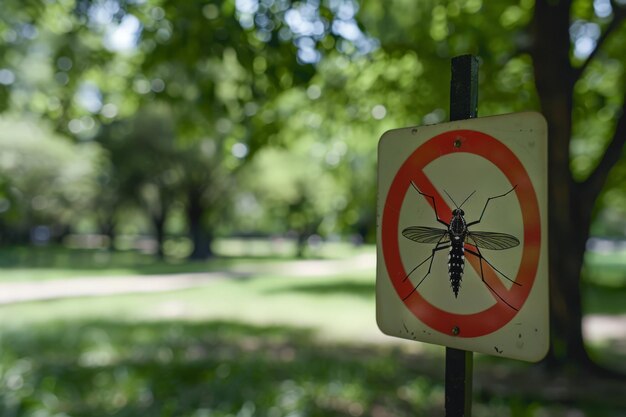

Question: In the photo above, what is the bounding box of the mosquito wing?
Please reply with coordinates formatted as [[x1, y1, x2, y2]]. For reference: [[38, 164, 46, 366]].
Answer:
[[402, 226, 449, 244], [467, 231, 520, 250]]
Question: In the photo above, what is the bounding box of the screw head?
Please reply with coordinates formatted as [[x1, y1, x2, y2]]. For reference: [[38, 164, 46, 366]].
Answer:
[[452, 326, 460, 336], [453, 139, 462, 148]]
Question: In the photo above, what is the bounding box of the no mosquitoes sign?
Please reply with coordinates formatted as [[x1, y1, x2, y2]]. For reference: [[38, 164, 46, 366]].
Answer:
[[376, 112, 549, 362]]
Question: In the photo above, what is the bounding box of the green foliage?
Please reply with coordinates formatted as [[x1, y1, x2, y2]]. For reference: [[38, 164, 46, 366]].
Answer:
[[358, 0, 539, 115], [236, 146, 342, 238], [566, 0, 626, 216]]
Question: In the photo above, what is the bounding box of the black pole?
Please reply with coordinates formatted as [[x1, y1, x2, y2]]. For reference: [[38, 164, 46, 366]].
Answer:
[[449, 55, 478, 121], [445, 54, 478, 417]]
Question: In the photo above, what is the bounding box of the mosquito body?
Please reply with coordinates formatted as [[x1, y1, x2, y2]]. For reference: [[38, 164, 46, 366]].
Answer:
[[401, 183, 521, 310], [446, 207, 468, 297]]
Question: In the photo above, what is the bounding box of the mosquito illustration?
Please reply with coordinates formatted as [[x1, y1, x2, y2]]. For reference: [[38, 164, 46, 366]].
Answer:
[[401, 182, 521, 311]]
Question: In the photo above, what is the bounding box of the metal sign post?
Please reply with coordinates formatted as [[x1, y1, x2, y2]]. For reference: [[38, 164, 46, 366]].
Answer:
[[375, 54, 549, 416], [445, 54, 478, 417]]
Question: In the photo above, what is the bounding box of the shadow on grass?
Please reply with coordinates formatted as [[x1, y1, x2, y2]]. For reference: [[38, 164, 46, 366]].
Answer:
[[0, 320, 440, 417], [1, 320, 625, 417]]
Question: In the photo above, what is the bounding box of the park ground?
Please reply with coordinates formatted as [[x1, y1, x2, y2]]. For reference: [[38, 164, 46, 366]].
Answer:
[[0, 240, 625, 417]]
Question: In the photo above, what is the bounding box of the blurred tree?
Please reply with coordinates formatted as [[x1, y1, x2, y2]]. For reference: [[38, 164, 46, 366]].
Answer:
[[237, 144, 341, 257], [122, 0, 377, 258], [98, 104, 182, 258], [530, 0, 626, 371], [0, 116, 103, 244]]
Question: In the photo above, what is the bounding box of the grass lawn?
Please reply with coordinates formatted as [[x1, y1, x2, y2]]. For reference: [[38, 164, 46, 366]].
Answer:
[[0, 243, 625, 416]]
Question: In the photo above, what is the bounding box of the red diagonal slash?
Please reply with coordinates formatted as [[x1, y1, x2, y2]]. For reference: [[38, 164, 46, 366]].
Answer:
[[411, 170, 513, 300]]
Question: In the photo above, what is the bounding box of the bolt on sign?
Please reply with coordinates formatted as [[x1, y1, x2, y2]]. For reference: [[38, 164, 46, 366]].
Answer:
[[376, 112, 549, 362]]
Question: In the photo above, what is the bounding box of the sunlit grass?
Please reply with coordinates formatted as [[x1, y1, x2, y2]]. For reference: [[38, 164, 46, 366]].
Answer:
[[582, 249, 626, 317], [584, 250, 626, 287], [0, 269, 384, 344]]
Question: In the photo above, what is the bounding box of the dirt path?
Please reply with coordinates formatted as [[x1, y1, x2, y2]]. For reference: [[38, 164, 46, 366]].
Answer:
[[0, 271, 237, 305], [0, 253, 376, 305]]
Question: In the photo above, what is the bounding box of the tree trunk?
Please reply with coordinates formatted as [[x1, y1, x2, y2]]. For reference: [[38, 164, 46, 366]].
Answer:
[[187, 188, 213, 260], [531, 0, 592, 368], [51, 224, 71, 245], [533, 0, 626, 373], [152, 213, 166, 260], [98, 217, 116, 251], [295, 232, 307, 258]]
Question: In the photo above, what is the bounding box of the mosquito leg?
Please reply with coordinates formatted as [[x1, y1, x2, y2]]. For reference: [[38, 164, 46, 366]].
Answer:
[[402, 231, 449, 283], [467, 246, 521, 286], [402, 233, 449, 281], [466, 248, 519, 311], [410, 181, 449, 227], [402, 252, 435, 282], [403, 243, 450, 301], [466, 185, 517, 227]]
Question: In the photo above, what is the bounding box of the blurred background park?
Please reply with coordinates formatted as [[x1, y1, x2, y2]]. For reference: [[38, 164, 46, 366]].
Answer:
[[1, 0, 626, 416]]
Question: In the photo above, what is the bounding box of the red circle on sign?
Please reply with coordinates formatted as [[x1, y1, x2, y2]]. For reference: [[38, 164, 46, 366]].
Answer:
[[382, 129, 541, 337]]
